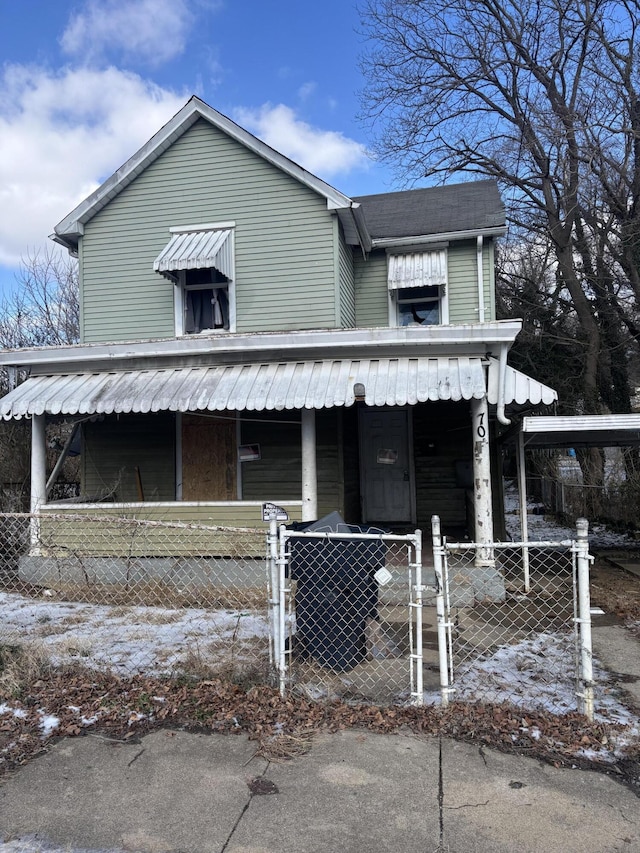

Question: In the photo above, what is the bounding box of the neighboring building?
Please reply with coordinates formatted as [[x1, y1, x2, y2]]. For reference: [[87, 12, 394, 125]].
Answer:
[[0, 96, 556, 546]]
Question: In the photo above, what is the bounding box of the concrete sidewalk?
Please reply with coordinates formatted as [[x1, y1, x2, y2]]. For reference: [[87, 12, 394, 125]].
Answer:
[[0, 729, 637, 853]]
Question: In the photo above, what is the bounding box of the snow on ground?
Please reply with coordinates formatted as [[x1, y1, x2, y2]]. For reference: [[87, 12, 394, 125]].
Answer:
[[0, 591, 269, 676], [503, 478, 638, 549]]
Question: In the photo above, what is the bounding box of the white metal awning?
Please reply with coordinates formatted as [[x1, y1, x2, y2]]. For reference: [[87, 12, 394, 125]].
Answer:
[[387, 250, 447, 289], [486, 359, 557, 407], [153, 229, 233, 280], [0, 357, 491, 419]]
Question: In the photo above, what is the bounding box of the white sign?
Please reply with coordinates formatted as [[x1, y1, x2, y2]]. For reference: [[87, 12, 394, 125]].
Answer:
[[262, 502, 290, 522]]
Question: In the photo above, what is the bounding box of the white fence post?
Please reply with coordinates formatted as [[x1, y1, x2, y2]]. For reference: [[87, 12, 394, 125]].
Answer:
[[575, 517, 594, 721], [410, 529, 424, 706], [267, 518, 279, 673], [277, 524, 289, 697], [431, 515, 451, 707]]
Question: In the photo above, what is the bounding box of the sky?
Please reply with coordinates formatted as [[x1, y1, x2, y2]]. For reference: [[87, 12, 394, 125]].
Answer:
[[0, 0, 397, 298]]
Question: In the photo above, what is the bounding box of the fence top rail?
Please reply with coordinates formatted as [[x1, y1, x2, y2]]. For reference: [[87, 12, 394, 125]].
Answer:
[[280, 528, 420, 544], [2, 511, 265, 536], [443, 538, 576, 550]]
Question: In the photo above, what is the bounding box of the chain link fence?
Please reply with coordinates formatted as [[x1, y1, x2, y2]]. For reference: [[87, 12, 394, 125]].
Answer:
[[0, 512, 271, 683], [432, 517, 594, 718], [0, 511, 595, 717]]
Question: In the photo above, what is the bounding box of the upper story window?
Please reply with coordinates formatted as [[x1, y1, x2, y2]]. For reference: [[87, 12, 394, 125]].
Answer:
[[153, 223, 236, 335], [387, 248, 448, 326]]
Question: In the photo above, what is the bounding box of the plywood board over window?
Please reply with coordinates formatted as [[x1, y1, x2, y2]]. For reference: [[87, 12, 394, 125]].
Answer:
[[181, 414, 237, 500]]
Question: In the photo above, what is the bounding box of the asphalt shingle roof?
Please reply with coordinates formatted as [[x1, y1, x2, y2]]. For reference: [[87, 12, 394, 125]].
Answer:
[[353, 179, 505, 240]]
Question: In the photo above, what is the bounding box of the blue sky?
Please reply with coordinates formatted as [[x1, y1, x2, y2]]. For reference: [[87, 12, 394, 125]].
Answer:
[[0, 0, 397, 297]]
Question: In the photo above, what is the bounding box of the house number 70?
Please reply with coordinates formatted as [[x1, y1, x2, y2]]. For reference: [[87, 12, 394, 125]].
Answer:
[[476, 411, 486, 439]]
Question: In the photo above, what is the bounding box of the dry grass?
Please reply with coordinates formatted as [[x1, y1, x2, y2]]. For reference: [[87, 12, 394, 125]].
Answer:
[[0, 643, 51, 698], [10, 581, 268, 611]]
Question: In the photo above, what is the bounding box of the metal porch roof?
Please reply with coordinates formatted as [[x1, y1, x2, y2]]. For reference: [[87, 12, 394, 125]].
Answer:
[[0, 357, 489, 419], [154, 229, 233, 279]]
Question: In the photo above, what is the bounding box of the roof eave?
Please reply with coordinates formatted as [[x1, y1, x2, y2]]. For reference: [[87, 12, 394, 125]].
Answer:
[[0, 322, 523, 374], [371, 225, 507, 249]]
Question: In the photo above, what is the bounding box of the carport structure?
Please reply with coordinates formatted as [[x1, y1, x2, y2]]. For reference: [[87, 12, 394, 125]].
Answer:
[[509, 414, 640, 582]]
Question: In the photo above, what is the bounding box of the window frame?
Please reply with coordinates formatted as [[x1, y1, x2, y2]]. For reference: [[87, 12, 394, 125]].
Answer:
[[387, 247, 449, 327], [170, 223, 236, 336]]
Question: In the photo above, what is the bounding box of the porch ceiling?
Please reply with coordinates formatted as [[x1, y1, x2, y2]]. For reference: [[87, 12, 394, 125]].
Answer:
[[0, 356, 489, 419]]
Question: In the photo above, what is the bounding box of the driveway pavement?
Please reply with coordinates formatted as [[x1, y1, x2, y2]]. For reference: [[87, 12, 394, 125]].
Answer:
[[0, 728, 637, 853]]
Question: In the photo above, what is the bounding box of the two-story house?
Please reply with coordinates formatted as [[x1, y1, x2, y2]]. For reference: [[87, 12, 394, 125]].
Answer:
[[0, 96, 556, 551]]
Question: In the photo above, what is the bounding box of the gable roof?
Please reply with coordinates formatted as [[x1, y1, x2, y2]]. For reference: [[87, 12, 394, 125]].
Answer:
[[354, 180, 505, 242], [51, 96, 504, 255], [52, 96, 363, 251]]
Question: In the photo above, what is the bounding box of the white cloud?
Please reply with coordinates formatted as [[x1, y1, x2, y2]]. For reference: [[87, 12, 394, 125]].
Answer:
[[0, 64, 185, 268], [298, 82, 317, 101], [233, 103, 370, 179], [60, 0, 195, 67]]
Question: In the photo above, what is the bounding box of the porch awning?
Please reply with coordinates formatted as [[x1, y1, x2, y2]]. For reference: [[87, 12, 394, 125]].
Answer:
[[0, 356, 489, 419], [486, 358, 557, 407], [153, 229, 233, 280]]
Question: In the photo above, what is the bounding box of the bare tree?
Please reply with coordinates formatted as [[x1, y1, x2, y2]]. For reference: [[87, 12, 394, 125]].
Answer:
[[0, 248, 79, 350], [0, 249, 80, 509], [359, 0, 640, 416]]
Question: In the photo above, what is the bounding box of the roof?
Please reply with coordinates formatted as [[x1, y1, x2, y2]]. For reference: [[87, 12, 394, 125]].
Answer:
[[51, 96, 505, 255], [52, 96, 354, 250], [0, 355, 556, 420], [354, 180, 505, 241], [518, 415, 640, 448]]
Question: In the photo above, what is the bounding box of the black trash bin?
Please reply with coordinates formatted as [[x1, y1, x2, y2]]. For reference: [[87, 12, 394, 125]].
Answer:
[[289, 513, 386, 671]]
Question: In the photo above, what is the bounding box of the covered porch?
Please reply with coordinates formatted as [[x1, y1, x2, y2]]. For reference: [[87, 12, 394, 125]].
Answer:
[[0, 352, 557, 557]]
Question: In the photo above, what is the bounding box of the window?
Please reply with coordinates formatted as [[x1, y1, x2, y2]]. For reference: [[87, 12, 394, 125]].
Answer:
[[387, 248, 448, 326], [396, 285, 441, 326], [182, 268, 230, 334], [153, 223, 236, 335]]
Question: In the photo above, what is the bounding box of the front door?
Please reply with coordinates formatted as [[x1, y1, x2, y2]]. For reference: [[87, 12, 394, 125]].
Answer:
[[359, 408, 413, 524]]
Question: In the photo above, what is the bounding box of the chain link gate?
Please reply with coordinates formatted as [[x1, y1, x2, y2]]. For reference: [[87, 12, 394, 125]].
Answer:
[[431, 516, 595, 719], [268, 521, 426, 705]]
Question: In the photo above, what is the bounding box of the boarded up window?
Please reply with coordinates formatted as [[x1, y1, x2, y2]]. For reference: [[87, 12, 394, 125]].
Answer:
[[182, 414, 237, 500]]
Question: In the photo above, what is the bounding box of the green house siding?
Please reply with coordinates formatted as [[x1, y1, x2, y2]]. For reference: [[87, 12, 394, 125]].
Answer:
[[354, 250, 388, 327], [354, 242, 496, 328], [337, 226, 356, 328], [80, 119, 338, 343], [240, 410, 343, 516], [83, 413, 176, 501], [448, 240, 495, 324]]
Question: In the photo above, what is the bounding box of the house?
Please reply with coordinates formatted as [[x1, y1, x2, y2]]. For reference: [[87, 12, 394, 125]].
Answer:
[[0, 96, 556, 552]]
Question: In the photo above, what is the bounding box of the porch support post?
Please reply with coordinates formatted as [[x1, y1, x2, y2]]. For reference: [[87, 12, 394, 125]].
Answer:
[[301, 408, 318, 522], [516, 430, 531, 592], [470, 396, 494, 559], [31, 414, 47, 514], [30, 413, 47, 551]]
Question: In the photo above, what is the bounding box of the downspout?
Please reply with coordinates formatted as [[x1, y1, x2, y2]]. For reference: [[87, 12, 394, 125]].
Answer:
[[476, 235, 485, 323], [496, 343, 511, 426]]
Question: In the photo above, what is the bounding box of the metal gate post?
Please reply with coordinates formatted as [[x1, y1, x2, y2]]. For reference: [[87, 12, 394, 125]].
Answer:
[[267, 518, 279, 672], [409, 530, 424, 706], [277, 524, 289, 696], [431, 515, 452, 707], [575, 517, 594, 721]]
